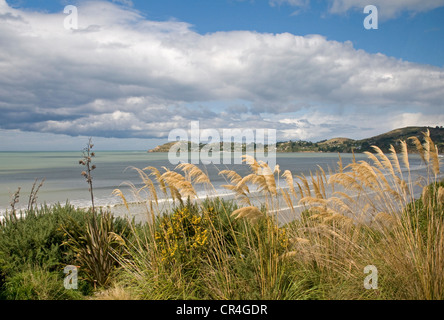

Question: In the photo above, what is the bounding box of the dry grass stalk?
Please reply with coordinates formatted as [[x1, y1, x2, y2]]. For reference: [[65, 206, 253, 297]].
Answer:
[[263, 166, 277, 196], [400, 140, 410, 172], [296, 174, 311, 198], [218, 169, 252, 205], [389, 145, 402, 176], [112, 188, 129, 210], [374, 211, 396, 228], [337, 153, 343, 173], [310, 172, 323, 199], [176, 163, 213, 188], [130, 167, 159, 205], [423, 129, 431, 164], [371, 145, 396, 179], [237, 166, 277, 197], [160, 168, 196, 200], [282, 170, 297, 196], [423, 133, 440, 177], [328, 172, 363, 194], [241, 155, 261, 175], [231, 206, 263, 223], [422, 186, 430, 205], [438, 186, 444, 205], [144, 166, 168, 196]]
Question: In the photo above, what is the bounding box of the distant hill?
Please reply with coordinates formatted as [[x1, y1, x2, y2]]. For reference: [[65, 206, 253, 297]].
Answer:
[[355, 126, 444, 153], [277, 126, 444, 153], [147, 141, 180, 153], [319, 137, 354, 146], [148, 126, 444, 154]]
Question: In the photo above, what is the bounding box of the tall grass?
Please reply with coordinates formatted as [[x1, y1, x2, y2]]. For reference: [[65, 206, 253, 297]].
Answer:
[[111, 130, 442, 300], [2, 132, 441, 300]]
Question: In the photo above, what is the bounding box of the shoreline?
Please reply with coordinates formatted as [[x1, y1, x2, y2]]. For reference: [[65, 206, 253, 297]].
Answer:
[[1, 152, 440, 225], [3, 170, 437, 225]]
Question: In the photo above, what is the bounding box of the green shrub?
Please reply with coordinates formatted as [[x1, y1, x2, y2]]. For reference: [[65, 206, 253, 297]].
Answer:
[[0, 203, 87, 277], [0, 265, 84, 300], [62, 209, 129, 289], [405, 180, 444, 240]]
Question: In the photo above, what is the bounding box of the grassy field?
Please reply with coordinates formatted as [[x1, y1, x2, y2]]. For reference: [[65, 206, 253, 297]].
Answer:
[[0, 130, 442, 300]]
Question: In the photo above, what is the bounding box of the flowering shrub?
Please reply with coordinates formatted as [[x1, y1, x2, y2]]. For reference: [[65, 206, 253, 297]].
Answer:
[[155, 207, 209, 263]]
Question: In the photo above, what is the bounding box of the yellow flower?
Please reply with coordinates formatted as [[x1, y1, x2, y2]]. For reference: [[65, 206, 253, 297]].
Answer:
[[191, 215, 202, 225]]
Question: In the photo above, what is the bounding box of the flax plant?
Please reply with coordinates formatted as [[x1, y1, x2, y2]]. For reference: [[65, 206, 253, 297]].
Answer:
[[64, 139, 125, 289]]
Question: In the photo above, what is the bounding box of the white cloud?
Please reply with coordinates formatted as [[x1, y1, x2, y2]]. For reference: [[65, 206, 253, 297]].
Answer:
[[0, 0, 443, 146], [269, 0, 310, 8], [111, 0, 134, 7], [272, 0, 444, 19], [330, 0, 444, 19], [391, 112, 444, 130]]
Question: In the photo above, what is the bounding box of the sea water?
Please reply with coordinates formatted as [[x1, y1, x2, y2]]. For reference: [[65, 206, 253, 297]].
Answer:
[[0, 151, 439, 222]]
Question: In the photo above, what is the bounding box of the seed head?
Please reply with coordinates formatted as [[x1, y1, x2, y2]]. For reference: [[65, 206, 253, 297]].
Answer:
[[438, 186, 444, 205]]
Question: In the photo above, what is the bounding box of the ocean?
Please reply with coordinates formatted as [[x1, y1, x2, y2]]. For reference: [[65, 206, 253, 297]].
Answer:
[[0, 151, 440, 222]]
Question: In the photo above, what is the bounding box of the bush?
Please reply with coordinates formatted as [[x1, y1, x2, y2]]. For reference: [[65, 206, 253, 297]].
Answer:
[[0, 203, 101, 299], [118, 197, 295, 299], [0, 203, 87, 277], [0, 265, 84, 300], [405, 180, 444, 241], [62, 209, 130, 289]]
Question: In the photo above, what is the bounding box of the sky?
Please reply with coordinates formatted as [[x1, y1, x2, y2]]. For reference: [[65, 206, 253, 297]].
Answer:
[[0, 0, 443, 151]]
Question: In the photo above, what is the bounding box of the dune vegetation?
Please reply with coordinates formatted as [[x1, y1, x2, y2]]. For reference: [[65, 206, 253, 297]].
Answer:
[[0, 130, 442, 300]]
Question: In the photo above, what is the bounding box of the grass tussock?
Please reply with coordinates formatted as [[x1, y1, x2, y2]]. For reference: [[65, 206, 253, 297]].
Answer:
[[1, 130, 442, 300]]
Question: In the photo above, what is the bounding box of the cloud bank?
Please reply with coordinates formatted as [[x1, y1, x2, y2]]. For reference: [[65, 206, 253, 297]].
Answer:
[[0, 0, 443, 145]]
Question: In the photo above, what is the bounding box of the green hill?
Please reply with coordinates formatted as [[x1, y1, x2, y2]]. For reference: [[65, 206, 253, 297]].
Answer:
[[354, 126, 444, 153], [277, 126, 444, 153], [147, 141, 182, 153], [148, 126, 444, 154]]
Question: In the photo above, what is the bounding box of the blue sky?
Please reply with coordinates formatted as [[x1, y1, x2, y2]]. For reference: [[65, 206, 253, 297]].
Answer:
[[7, 0, 444, 66], [1, 0, 444, 150], [143, 0, 444, 67]]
